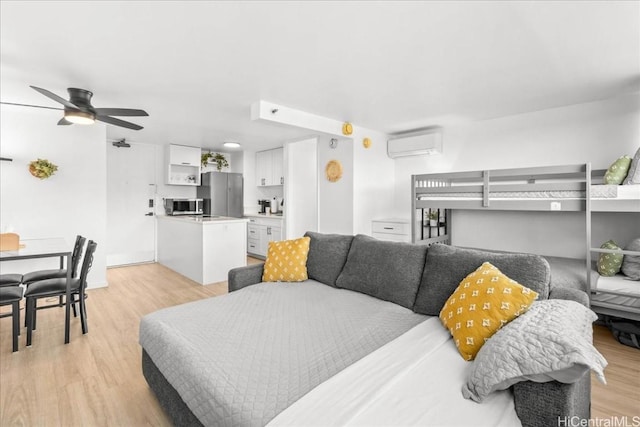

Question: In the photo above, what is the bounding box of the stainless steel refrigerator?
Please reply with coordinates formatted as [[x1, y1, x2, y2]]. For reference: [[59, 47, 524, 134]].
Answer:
[[197, 172, 244, 218]]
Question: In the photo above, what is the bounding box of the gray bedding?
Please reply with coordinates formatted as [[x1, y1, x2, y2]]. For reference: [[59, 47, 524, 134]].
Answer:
[[139, 280, 427, 427]]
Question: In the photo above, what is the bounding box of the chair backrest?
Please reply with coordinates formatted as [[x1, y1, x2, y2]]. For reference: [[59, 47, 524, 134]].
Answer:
[[77, 240, 97, 291], [71, 235, 86, 278]]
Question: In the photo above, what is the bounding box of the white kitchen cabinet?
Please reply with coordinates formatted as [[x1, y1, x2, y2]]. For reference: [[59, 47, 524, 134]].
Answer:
[[247, 216, 283, 258], [256, 150, 273, 186], [256, 148, 284, 186], [260, 225, 282, 255], [371, 219, 411, 242], [167, 144, 201, 186], [272, 147, 284, 185]]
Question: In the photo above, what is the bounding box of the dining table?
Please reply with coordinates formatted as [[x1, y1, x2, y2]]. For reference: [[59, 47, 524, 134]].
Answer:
[[0, 237, 73, 344]]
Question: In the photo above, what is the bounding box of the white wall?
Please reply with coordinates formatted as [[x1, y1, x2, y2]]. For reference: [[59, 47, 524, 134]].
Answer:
[[284, 138, 318, 238], [317, 135, 354, 234], [0, 105, 108, 288], [391, 93, 640, 257], [352, 128, 396, 235]]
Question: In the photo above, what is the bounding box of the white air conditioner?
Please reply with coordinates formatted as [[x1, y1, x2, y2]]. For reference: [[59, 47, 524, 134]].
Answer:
[[387, 128, 443, 158]]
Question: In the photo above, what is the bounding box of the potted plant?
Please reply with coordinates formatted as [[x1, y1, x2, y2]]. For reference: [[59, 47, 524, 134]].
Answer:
[[427, 210, 439, 227], [28, 158, 58, 179], [201, 152, 229, 171]]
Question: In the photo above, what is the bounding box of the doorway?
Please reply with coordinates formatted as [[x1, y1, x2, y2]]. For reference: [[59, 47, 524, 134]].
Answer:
[[106, 141, 157, 266]]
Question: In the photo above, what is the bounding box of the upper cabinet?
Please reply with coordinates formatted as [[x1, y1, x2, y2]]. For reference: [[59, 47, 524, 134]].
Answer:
[[167, 144, 201, 186], [256, 147, 284, 186], [272, 147, 284, 185]]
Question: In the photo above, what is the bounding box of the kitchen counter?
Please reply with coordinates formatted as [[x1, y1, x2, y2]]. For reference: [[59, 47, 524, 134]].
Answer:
[[156, 215, 247, 285], [157, 215, 248, 224], [244, 212, 285, 219]]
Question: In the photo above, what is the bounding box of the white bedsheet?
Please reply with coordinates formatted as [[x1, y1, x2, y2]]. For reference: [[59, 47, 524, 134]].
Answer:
[[596, 274, 640, 296], [268, 317, 521, 427]]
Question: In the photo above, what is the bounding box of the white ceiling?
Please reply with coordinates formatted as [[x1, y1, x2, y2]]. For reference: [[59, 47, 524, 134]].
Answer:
[[1, 1, 638, 152]]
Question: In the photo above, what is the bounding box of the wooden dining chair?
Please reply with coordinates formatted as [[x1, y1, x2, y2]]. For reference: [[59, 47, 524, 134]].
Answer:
[[0, 286, 24, 352], [25, 240, 97, 346]]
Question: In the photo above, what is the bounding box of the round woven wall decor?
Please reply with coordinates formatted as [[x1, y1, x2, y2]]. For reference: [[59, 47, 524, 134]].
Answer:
[[325, 160, 343, 182]]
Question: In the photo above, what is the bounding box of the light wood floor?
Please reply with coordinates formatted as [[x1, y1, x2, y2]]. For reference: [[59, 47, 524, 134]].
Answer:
[[1, 261, 638, 425]]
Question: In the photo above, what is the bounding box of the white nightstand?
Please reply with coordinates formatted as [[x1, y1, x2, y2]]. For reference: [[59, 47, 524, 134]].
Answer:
[[371, 218, 411, 242]]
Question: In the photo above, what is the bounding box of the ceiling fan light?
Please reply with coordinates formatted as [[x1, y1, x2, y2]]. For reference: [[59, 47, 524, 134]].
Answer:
[[65, 110, 95, 125], [223, 142, 241, 148]]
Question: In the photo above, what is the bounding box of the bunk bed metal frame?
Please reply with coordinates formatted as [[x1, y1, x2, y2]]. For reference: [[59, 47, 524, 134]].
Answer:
[[411, 163, 640, 321]]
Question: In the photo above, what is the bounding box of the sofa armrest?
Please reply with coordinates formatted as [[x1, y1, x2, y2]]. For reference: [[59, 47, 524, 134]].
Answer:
[[228, 263, 264, 292], [513, 372, 590, 427], [549, 287, 590, 307]]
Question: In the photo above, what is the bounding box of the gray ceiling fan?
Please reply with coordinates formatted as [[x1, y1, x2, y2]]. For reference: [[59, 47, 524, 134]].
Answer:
[[2, 86, 149, 130]]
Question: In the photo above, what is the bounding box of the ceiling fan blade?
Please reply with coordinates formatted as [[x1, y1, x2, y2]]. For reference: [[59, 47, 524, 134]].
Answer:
[[30, 86, 79, 109], [94, 108, 148, 117], [57, 117, 73, 126], [96, 115, 143, 131], [0, 101, 63, 111]]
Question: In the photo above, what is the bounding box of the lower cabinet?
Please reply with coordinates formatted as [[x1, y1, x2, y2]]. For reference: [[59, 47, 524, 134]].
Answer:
[[371, 219, 411, 243], [247, 217, 283, 258]]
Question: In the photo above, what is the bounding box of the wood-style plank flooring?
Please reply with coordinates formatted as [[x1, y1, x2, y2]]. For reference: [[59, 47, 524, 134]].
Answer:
[[1, 261, 638, 426]]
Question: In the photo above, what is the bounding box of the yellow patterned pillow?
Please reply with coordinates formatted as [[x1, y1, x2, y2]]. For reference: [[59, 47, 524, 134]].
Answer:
[[262, 237, 311, 282], [439, 262, 538, 361]]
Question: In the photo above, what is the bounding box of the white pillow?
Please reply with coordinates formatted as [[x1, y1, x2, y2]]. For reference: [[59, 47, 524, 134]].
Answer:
[[624, 146, 640, 185], [462, 299, 607, 403]]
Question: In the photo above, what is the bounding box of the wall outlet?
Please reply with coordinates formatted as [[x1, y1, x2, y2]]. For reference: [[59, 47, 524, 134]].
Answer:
[[550, 202, 562, 211]]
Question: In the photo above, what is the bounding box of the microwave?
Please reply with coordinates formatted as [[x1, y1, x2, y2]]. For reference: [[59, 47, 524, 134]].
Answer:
[[164, 198, 203, 216]]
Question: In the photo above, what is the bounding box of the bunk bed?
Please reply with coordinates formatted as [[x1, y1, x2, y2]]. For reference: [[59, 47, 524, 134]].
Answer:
[[411, 163, 640, 321]]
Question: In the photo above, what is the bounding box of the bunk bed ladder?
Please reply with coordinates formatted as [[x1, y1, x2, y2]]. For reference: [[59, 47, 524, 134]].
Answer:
[[411, 175, 417, 243], [585, 163, 592, 306], [483, 170, 490, 207]]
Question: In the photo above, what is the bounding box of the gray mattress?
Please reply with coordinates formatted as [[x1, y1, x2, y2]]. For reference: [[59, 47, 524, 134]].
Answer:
[[139, 280, 427, 427]]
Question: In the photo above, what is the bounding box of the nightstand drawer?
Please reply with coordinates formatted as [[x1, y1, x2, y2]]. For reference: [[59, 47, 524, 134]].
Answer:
[[372, 221, 409, 235]]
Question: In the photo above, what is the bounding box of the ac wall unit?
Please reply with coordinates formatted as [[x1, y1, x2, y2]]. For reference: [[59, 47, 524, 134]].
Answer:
[[387, 128, 442, 158]]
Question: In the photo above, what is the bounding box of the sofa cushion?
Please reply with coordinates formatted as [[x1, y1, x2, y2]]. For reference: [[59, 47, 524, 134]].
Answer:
[[262, 237, 311, 282], [335, 234, 427, 309], [304, 232, 354, 287], [439, 262, 538, 361], [413, 244, 551, 316], [603, 155, 632, 184], [596, 240, 623, 277]]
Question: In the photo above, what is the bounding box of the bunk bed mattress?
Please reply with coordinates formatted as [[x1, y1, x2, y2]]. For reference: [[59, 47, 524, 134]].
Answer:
[[139, 280, 427, 427], [590, 184, 640, 199], [592, 275, 640, 309], [417, 190, 584, 200], [416, 185, 640, 200], [545, 257, 640, 308], [594, 275, 640, 296]]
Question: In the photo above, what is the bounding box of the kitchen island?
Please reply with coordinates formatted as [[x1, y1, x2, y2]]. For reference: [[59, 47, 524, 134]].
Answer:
[[157, 215, 248, 285]]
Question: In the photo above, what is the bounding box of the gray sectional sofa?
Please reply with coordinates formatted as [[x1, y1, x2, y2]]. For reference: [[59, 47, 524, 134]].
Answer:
[[141, 231, 592, 427]]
